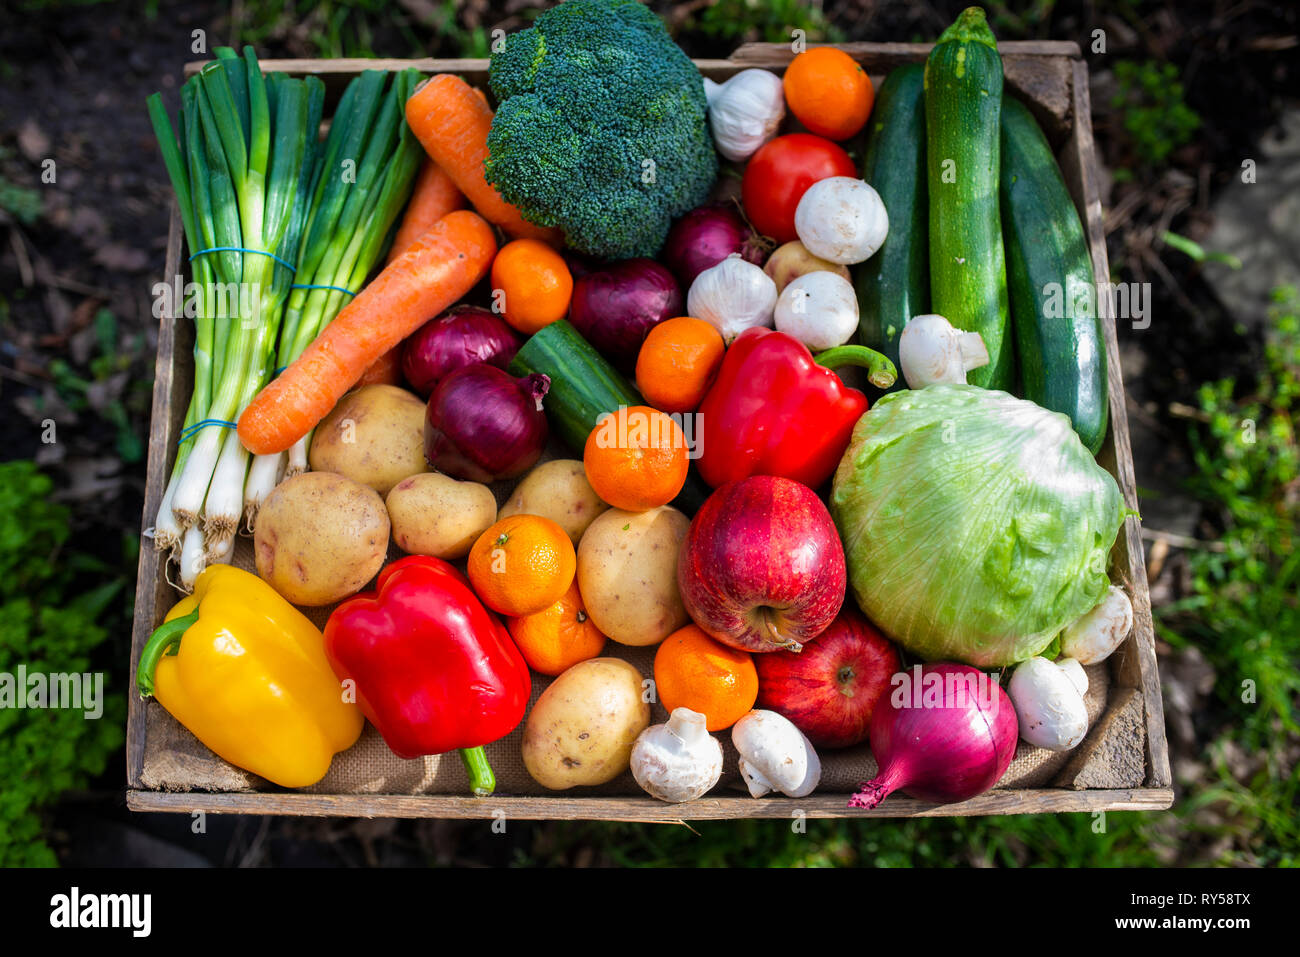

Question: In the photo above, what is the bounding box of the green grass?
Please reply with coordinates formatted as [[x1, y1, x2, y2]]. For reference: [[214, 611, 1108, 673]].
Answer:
[[1158, 286, 1300, 752], [507, 809, 1171, 868]]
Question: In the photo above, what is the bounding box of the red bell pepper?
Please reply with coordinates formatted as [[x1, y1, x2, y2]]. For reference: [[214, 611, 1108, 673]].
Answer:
[[323, 555, 531, 796], [696, 327, 897, 490]]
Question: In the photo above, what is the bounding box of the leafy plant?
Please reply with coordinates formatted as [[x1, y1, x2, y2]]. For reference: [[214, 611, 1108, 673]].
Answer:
[[0, 163, 42, 226], [1109, 60, 1202, 171], [1158, 286, 1300, 748], [1162, 231, 1243, 270], [41, 308, 149, 464], [693, 0, 843, 46], [0, 461, 126, 867], [234, 0, 490, 58]]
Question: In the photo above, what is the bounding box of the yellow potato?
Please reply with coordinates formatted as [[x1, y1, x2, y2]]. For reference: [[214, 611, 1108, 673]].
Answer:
[[576, 505, 690, 647], [254, 472, 390, 606], [309, 384, 428, 496], [385, 472, 497, 559], [498, 459, 609, 546], [522, 657, 651, 790]]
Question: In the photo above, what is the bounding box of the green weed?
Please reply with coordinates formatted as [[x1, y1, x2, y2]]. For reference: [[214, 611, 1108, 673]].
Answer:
[[0, 461, 126, 867], [1110, 60, 1202, 174], [692, 0, 843, 46], [1158, 286, 1300, 751], [43, 309, 150, 464]]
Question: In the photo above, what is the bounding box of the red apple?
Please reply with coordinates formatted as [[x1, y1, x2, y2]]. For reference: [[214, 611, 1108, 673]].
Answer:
[[754, 607, 901, 749], [677, 475, 845, 654]]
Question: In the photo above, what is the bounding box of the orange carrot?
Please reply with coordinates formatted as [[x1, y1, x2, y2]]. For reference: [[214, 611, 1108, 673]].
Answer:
[[404, 74, 561, 243], [238, 210, 498, 456], [353, 345, 405, 388], [385, 159, 466, 265]]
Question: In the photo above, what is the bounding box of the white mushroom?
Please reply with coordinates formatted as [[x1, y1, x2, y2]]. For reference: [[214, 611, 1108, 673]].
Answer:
[[793, 177, 889, 265], [1007, 657, 1089, 751], [1059, 585, 1133, 665], [731, 709, 821, 798], [1055, 656, 1089, 696], [629, 708, 723, 804], [898, 313, 990, 388]]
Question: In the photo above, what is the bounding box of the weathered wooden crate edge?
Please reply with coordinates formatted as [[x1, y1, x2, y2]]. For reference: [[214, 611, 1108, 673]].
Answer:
[[128, 43, 1172, 821], [126, 788, 1175, 821]]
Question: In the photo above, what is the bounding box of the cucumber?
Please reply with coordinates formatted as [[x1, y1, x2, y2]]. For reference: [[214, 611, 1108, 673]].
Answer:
[[924, 7, 1013, 391], [508, 320, 642, 454], [1000, 96, 1109, 453], [856, 63, 928, 390], [508, 320, 711, 513]]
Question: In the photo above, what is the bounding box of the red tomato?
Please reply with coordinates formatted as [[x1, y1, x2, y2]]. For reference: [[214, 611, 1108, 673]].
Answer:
[[741, 134, 856, 243]]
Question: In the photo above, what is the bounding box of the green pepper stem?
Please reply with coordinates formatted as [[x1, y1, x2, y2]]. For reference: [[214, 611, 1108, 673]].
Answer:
[[459, 746, 496, 797], [814, 344, 898, 389], [136, 608, 200, 698]]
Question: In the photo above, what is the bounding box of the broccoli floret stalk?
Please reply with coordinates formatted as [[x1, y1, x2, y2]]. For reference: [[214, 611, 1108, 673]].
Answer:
[[485, 0, 719, 261]]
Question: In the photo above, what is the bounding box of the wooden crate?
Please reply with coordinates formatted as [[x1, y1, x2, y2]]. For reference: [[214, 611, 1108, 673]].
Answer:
[[127, 42, 1173, 821]]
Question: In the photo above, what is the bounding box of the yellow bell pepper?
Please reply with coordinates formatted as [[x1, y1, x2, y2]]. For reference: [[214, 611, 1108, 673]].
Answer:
[[136, 564, 364, 788]]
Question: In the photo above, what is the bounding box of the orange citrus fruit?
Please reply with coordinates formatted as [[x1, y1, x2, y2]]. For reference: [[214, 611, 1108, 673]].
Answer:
[[490, 238, 573, 335], [635, 316, 726, 414], [506, 582, 607, 676], [583, 405, 689, 512], [467, 514, 576, 616], [653, 624, 759, 731], [782, 47, 874, 141]]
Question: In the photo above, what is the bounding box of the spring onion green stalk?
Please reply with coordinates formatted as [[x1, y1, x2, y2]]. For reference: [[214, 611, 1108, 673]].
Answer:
[[148, 83, 215, 559], [242, 68, 423, 521], [148, 46, 320, 589]]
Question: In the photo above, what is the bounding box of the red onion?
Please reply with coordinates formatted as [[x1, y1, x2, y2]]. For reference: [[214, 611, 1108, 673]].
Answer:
[[424, 364, 550, 483], [402, 306, 522, 398], [849, 662, 1018, 809], [568, 258, 682, 372], [661, 204, 766, 290]]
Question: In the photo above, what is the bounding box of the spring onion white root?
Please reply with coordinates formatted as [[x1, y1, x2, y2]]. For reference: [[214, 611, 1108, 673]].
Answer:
[[177, 525, 208, 593]]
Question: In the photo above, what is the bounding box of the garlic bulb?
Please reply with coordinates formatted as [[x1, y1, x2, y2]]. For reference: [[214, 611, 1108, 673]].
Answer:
[[687, 253, 777, 344], [630, 708, 724, 803], [898, 313, 990, 388], [794, 177, 889, 265], [703, 69, 786, 162], [774, 271, 859, 351]]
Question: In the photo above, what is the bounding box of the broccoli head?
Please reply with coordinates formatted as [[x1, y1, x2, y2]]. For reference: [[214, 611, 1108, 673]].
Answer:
[[485, 0, 718, 261]]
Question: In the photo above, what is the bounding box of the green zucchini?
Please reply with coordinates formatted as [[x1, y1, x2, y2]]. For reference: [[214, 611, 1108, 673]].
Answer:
[[856, 63, 928, 390], [924, 7, 1013, 391], [1000, 96, 1109, 453], [508, 319, 710, 513]]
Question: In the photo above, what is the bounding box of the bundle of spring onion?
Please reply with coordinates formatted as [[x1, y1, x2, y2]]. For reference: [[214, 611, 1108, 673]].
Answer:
[[246, 67, 425, 512], [147, 48, 423, 591]]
